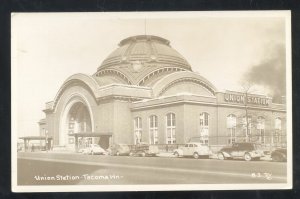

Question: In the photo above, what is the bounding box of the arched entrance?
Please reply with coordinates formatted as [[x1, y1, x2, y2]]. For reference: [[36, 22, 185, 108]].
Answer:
[[66, 102, 93, 149], [62, 102, 95, 149], [59, 94, 95, 149], [68, 102, 92, 134], [65, 102, 112, 150], [59, 94, 112, 150]]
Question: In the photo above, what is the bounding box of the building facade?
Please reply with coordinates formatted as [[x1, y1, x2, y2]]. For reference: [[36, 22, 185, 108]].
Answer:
[[40, 35, 286, 151]]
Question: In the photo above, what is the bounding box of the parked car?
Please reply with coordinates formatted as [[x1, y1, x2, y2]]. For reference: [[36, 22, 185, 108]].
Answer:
[[173, 142, 210, 159], [217, 142, 264, 161], [81, 144, 107, 155], [129, 142, 159, 157], [271, 148, 287, 162], [109, 144, 131, 156]]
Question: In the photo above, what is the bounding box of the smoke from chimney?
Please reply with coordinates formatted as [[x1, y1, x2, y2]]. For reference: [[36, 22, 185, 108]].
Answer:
[[243, 43, 286, 103]]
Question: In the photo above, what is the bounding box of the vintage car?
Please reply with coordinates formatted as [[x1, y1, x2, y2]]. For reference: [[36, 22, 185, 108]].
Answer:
[[217, 142, 264, 161], [81, 144, 107, 155], [173, 142, 210, 159], [109, 144, 131, 156], [129, 142, 159, 157], [271, 148, 287, 162]]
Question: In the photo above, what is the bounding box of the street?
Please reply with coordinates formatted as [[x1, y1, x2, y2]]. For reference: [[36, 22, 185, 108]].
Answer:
[[17, 152, 287, 185]]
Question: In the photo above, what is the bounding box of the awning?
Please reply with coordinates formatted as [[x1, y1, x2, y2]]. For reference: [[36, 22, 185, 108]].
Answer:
[[68, 132, 112, 137], [19, 136, 53, 140]]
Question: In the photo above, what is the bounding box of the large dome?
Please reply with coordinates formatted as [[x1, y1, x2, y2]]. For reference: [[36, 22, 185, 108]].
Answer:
[[94, 35, 192, 86]]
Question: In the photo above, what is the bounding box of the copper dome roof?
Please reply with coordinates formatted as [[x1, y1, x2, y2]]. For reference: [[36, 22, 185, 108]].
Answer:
[[95, 35, 192, 86]]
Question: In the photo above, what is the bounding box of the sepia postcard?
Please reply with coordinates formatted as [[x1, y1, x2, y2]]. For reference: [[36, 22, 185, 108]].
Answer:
[[11, 11, 292, 192]]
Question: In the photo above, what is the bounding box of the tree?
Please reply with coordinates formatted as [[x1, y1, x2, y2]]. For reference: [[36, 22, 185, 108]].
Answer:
[[229, 82, 270, 144]]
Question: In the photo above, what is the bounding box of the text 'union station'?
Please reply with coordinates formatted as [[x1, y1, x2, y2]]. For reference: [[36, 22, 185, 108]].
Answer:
[[35, 35, 286, 151]]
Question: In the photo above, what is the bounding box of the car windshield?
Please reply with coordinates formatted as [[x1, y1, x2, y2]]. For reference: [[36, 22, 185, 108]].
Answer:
[[233, 143, 255, 150], [189, 143, 204, 147]]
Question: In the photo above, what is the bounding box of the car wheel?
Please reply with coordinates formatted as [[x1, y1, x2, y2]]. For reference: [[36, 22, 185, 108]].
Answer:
[[244, 153, 252, 161], [116, 151, 120, 156], [193, 152, 199, 159], [174, 152, 179, 158], [129, 152, 133, 156], [218, 152, 225, 160], [141, 152, 146, 157]]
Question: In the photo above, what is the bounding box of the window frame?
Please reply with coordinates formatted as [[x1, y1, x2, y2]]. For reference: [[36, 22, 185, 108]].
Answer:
[[257, 116, 265, 144], [227, 114, 237, 144], [134, 117, 143, 144], [166, 113, 176, 144], [149, 115, 158, 144], [199, 112, 209, 145]]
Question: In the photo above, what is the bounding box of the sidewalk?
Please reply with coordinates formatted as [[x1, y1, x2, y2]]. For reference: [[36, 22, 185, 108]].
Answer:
[[157, 152, 272, 161]]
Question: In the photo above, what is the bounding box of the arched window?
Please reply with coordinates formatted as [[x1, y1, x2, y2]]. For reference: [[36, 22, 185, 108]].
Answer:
[[149, 115, 158, 144], [242, 115, 252, 142], [134, 117, 142, 144], [227, 114, 236, 144], [274, 117, 282, 144], [275, 117, 282, 130], [166, 113, 176, 144], [257, 116, 265, 144], [200, 112, 209, 145]]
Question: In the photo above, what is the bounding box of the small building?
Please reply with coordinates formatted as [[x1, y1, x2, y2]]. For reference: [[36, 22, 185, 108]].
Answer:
[[39, 35, 286, 151]]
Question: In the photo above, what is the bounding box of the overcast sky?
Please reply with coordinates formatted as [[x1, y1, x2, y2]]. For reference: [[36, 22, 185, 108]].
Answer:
[[11, 11, 289, 137]]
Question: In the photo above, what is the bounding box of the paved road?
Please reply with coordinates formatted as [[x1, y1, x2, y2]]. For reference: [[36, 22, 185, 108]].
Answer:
[[17, 152, 287, 185]]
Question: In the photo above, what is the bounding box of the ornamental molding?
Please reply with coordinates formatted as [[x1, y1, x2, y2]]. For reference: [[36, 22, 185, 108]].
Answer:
[[138, 67, 187, 86], [158, 77, 215, 97], [95, 69, 132, 85], [52, 80, 97, 113]]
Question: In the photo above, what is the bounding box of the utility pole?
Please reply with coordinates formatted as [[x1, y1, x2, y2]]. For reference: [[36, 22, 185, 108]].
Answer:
[[243, 85, 252, 143], [245, 92, 249, 142]]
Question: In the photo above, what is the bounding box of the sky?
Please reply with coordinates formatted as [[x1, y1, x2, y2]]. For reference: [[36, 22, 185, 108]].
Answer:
[[11, 11, 289, 137]]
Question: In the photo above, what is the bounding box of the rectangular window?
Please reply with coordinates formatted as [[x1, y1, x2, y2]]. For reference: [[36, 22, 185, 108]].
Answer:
[[227, 128, 236, 144], [166, 113, 176, 144], [227, 115, 236, 144], [200, 113, 209, 145], [260, 129, 265, 144], [134, 117, 142, 144], [275, 118, 282, 130], [149, 116, 158, 144]]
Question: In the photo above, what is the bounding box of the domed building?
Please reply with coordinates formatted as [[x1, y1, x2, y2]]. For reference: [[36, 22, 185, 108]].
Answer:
[[37, 35, 286, 152]]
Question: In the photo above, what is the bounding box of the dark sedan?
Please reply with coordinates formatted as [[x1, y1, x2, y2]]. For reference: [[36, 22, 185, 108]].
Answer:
[[109, 144, 131, 156], [271, 148, 287, 162], [217, 142, 264, 161]]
